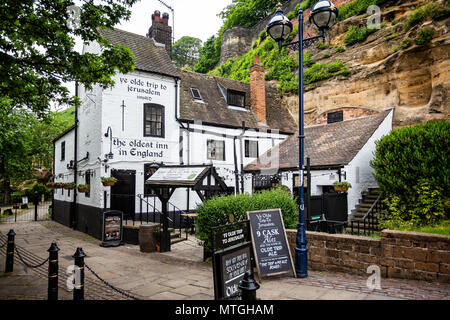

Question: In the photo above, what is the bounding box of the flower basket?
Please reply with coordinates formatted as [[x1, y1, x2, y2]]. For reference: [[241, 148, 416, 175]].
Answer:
[[333, 181, 352, 193], [77, 184, 90, 193], [64, 183, 76, 190], [46, 182, 56, 189], [101, 177, 117, 187], [54, 183, 63, 189]]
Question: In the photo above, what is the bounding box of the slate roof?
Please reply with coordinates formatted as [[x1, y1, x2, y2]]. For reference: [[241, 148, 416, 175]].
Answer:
[[99, 28, 179, 78], [178, 69, 297, 133], [244, 109, 393, 171]]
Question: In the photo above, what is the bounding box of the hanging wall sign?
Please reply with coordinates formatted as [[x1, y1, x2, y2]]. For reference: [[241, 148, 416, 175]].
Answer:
[[247, 209, 295, 278], [101, 210, 124, 247]]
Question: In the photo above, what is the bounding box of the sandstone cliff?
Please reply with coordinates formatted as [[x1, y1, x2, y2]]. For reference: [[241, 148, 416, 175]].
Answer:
[[220, 0, 449, 128]]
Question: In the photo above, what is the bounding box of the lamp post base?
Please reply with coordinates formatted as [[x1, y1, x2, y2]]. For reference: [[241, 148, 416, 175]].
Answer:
[[295, 246, 308, 278]]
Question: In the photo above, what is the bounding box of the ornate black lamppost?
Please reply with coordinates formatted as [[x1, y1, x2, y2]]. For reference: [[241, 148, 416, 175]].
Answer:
[[267, 1, 338, 278]]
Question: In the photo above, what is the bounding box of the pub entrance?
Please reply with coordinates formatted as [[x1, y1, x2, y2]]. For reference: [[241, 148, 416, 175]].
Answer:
[[110, 169, 136, 220]]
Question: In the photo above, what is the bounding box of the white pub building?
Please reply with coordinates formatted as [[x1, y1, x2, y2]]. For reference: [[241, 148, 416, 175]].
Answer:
[[52, 11, 296, 239]]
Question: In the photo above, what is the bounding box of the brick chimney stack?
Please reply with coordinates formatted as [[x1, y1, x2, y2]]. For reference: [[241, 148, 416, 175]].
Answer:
[[250, 55, 267, 125], [147, 10, 172, 57]]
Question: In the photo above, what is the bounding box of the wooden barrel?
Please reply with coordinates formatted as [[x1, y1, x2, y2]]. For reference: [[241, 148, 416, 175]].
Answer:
[[138, 223, 159, 253]]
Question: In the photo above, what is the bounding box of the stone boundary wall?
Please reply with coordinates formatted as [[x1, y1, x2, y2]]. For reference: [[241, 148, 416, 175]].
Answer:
[[286, 229, 450, 283]]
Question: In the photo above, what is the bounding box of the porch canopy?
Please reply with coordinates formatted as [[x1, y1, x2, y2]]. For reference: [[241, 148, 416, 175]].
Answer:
[[145, 164, 228, 201], [145, 164, 228, 252]]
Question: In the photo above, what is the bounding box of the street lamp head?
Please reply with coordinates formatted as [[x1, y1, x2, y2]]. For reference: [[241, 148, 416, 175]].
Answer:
[[309, 0, 339, 32], [266, 3, 293, 43]]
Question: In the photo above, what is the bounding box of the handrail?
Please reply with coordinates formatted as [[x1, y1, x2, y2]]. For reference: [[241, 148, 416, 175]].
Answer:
[[362, 192, 383, 221], [136, 194, 163, 215]]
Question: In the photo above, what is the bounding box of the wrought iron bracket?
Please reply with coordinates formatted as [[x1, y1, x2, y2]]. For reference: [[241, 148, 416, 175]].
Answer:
[[282, 34, 325, 51]]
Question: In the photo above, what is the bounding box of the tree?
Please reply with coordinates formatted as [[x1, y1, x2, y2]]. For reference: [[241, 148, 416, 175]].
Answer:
[[219, 0, 285, 29], [194, 35, 222, 74], [0, 0, 139, 115], [172, 36, 202, 68], [0, 100, 36, 204]]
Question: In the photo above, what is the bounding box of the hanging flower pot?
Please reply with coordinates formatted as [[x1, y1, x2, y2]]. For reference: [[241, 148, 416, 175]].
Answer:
[[101, 177, 117, 187], [77, 184, 90, 193], [54, 182, 63, 189], [46, 182, 56, 189], [64, 182, 76, 190], [333, 181, 352, 193]]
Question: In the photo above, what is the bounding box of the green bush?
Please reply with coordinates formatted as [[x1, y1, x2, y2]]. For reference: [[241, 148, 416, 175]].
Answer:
[[371, 120, 450, 228], [414, 27, 434, 45], [404, 2, 449, 31], [196, 187, 298, 253], [335, 45, 346, 53], [344, 25, 377, 46]]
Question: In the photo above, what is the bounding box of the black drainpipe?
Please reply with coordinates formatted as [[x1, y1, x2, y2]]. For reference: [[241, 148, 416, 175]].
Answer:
[[72, 81, 79, 229], [233, 137, 239, 194]]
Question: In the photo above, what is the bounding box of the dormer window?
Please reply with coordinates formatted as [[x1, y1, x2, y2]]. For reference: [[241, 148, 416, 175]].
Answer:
[[227, 90, 245, 108], [190, 88, 202, 101]]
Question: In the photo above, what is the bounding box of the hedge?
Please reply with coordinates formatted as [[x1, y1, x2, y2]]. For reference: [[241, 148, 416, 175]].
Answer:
[[370, 120, 450, 227], [196, 187, 298, 253]]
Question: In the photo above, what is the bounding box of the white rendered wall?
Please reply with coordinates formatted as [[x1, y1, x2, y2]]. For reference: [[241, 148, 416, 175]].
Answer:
[[54, 130, 75, 203]]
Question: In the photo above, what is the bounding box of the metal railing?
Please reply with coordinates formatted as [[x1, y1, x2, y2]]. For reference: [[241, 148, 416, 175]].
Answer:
[[349, 192, 383, 236]]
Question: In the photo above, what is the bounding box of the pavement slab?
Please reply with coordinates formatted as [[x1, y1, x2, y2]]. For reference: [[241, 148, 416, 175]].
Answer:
[[0, 221, 449, 301]]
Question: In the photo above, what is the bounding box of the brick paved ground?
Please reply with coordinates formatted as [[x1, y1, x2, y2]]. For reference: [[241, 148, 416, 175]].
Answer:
[[0, 221, 449, 300]]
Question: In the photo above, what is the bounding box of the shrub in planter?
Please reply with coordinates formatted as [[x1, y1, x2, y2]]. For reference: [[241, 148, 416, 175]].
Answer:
[[196, 187, 298, 253]]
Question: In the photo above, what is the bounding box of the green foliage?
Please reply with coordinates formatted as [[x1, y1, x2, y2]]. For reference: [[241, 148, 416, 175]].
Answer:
[[335, 45, 346, 53], [300, 0, 320, 10], [337, 0, 395, 22], [414, 27, 434, 45], [323, 52, 330, 59], [333, 181, 352, 189], [194, 35, 222, 74], [344, 25, 377, 45], [172, 36, 203, 68], [196, 187, 298, 252], [371, 120, 450, 228], [219, 0, 285, 30], [0, 0, 138, 114], [404, 2, 450, 31], [259, 29, 267, 42], [286, 11, 296, 20], [315, 41, 326, 50], [303, 59, 350, 85]]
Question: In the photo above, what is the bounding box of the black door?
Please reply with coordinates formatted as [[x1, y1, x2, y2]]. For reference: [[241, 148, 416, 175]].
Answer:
[[110, 169, 136, 219]]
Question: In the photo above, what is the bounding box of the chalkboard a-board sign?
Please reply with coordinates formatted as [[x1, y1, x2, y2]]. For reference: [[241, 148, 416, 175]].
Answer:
[[100, 210, 124, 247], [247, 209, 295, 278], [213, 242, 252, 300]]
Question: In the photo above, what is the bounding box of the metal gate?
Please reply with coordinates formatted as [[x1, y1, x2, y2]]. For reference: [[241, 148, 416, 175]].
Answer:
[[305, 192, 348, 233], [0, 200, 51, 223]]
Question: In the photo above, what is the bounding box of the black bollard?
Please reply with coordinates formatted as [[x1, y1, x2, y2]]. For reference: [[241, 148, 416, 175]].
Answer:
[[238, 270, 260, 301], [72, 247, 86, 300], [5, 229, 16, 273], [34, 191, 39, 221], [47, 242, 60, 300]]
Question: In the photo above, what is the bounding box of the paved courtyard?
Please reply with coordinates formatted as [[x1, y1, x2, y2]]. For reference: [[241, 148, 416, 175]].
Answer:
[[0, 221, 449, 300]]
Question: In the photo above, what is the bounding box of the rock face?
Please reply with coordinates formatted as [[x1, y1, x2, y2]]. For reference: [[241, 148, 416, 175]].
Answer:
[[290, 1, 450, 127], [218, 0, 449, 128]]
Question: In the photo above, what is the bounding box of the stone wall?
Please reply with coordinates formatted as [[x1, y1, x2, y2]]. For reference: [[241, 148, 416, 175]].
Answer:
[[286, 229, 450, 282]]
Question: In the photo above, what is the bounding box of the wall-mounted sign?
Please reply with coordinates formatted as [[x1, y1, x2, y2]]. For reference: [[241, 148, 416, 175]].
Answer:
[[247, 209, 295, 278], [101, 210, 123, 247], [147, 166, 207, 183]]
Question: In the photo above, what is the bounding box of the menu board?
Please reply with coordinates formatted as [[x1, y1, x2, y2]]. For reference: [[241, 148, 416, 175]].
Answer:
[[247, 209, 295, 278], [213, 243, 252, 300], [101, 210, 123, 247]]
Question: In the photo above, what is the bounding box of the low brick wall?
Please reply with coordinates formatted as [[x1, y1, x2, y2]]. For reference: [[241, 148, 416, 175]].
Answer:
[[286, 229, 450, 283]]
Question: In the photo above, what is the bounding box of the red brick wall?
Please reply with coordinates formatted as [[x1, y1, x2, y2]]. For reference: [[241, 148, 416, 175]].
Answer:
[[250, 56, 267, 124], [286, 229, 450, 282]]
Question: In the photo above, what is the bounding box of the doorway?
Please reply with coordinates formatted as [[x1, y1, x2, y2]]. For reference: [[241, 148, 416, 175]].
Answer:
[[110, 169, 136, 219]]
